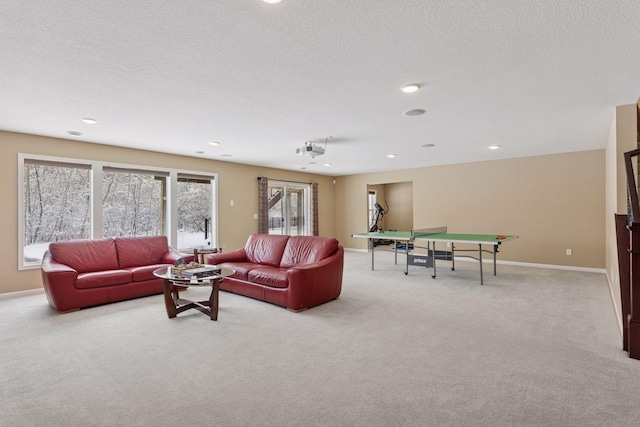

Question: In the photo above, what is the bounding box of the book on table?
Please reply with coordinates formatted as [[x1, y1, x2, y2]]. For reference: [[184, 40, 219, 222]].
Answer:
[[177, 265, 221, 278]]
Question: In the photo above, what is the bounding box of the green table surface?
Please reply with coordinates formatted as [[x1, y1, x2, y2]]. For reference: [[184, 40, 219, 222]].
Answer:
[[352, 230, 518, 244]]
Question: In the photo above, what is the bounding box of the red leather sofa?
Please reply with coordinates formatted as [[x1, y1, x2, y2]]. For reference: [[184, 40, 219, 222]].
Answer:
[[205, 234, 344, 311], [41, 236, 185, 312]]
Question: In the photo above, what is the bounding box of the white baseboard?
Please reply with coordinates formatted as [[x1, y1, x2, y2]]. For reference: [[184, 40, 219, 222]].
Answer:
[[0, 288, 44, 300], [492, 259, 605, 274], [345, 248, 368, 253]]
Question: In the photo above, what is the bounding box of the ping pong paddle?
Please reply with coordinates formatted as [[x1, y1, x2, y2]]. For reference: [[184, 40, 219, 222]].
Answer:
[[495, 235, 506, 239]]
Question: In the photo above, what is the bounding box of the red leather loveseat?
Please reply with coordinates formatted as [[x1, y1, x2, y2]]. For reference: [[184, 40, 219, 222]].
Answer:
[[41, 236, 185, 312], [205, 234, 344, 312]]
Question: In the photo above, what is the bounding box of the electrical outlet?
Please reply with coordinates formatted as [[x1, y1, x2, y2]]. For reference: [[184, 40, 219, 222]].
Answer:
[[230, 200, 234, 206], [566, 249, 572, 256]]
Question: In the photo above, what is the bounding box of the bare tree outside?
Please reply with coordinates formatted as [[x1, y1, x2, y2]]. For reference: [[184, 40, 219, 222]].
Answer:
[[177, 178, 212, 249], [268, 186, 285, 234], [102, 172, 164, 237], [24, 164, 91, 253]]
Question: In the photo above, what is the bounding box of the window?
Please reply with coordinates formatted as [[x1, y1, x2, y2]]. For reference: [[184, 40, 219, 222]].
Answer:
[[268, 181, 310, 236], [18, 154, 218, 269], [22, 159, 91, 263], [176, 174, 215, 251], [102, 167, 168, 237]]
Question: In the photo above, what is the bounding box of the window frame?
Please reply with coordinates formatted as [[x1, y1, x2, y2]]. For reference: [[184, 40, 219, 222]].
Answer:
[[368, 189, 377, 231], [267, 179, 311, 236], [18, 153, 218, 270], [175, 173, 217, 252]]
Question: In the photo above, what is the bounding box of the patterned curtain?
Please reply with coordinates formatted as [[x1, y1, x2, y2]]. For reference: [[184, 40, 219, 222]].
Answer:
[[310, 182, 319, 236], [257, 177, 269, 234]]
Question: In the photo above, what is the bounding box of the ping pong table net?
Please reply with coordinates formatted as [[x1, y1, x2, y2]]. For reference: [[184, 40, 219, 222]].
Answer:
[[411, 226, 447, 239]]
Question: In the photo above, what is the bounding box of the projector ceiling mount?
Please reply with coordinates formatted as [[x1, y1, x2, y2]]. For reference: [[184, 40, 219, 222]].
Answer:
[[296, 137, 331, 158]]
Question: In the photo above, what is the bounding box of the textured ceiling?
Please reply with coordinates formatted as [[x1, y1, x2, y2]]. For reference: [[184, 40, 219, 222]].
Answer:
[[1, 1, 639, 176]]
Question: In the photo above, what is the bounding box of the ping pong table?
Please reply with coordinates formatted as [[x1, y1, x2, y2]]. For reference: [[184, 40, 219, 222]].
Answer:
[[351, 226, 518, 285]]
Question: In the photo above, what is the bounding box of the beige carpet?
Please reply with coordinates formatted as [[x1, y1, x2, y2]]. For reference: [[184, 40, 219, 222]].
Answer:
[[1, 250, 639, 426]]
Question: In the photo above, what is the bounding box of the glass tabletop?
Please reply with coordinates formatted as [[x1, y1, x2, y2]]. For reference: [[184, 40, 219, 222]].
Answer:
[[153, 265, 234, 286]]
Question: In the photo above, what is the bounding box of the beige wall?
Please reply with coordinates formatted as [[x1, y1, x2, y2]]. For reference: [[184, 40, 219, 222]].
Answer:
[[383, 182, 413, 232], [366, 182, 413, 232], [337, 150, 606, 268], [0, 131, 336, 294], [605, 104, 638, 331]]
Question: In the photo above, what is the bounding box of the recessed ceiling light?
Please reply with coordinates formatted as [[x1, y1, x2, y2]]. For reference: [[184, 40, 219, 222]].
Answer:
[[323, 163, 331, 167], [195, 151, 205, 155], [401, 84, 420, 93], [489, 145, 501, 150], [403, 109, 426, 116], [67, 131, 82, 136], [387, 154, 397, 158], [263, 0, 281, 3], [208, 141, 221, 146], [82, 118, 97, 124], [300, 166, 307, 170], [220, 154, 232, 157], [420, 143, 435, 148]]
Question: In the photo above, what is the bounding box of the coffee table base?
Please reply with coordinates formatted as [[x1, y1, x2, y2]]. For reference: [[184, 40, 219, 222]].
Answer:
[[162, 279, 220, 321]]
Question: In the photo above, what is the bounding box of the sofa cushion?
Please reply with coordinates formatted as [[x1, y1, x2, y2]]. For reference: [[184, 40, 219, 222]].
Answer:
[[76, 270, 132, 289], [248, 267, 288, 289], [217, 262, 262, 281], [280, 236, 339, 269], [244, 234, 290, 267], [127, 264, 170, 282], [115, 236, 169, 269], [49, 239, 119, 274]]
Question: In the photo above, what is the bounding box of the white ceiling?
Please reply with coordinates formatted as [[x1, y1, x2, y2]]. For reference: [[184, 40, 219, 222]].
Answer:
[[1, 1, 639, 176]]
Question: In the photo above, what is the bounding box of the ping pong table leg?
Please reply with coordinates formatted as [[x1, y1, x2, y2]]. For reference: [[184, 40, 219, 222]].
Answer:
[[431, 241, 437, 279], [394, 239, 398, 265], [404, 244, 409, 275], [451, 243, 455, 271], [370, 238, 375, 271], [493, 245, 497, 275], [404, 239, 413, 275], [479, 244, 484, 285]]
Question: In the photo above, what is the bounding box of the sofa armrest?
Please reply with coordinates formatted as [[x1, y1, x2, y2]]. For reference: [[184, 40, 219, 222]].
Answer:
[[285, 246, 344, 310], [206, 248, 247, 265], [41, 251, 80, 311], [42, 254, 78, 276], [162, 246, 193, 264]]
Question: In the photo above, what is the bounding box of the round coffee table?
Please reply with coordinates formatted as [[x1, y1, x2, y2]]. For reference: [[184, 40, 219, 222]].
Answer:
[[153, 266, 235, 321]]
